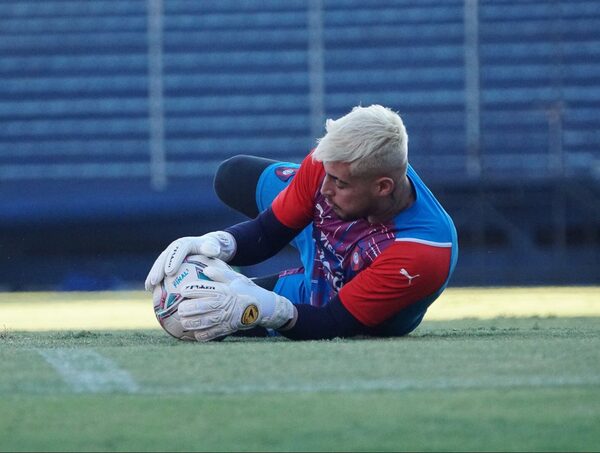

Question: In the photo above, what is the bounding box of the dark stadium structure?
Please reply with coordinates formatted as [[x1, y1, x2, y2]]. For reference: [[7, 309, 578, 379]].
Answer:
[[1, 0, 598, 290]]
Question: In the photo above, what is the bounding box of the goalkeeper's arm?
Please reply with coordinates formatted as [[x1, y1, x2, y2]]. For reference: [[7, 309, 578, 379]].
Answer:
[[278, 295, 370, 340], [225, 207, 303, 266]]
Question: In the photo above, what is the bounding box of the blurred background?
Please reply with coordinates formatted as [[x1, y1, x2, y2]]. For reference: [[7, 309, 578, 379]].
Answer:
[[0, 0, 598, 291]]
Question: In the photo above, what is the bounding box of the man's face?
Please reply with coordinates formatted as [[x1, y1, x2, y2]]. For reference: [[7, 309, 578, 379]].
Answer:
[[320, 161, 376, 221]]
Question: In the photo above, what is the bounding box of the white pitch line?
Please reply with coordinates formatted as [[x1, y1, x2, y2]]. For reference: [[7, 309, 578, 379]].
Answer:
[[37, 348, 139, 394]]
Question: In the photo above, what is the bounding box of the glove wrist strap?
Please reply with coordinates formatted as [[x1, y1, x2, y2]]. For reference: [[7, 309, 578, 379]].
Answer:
[[211, 231, 237, 262], [261, 296, 295, 329]]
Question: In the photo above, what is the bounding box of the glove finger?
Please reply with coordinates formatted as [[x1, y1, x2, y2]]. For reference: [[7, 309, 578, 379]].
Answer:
[[203, 265, 247, 284], [145, 249, 168, 290], [180, 314, 224, 331], [151, 285, 165, 309], [193, 325, 232, 342], [178, 298, 226, 317], [179, 280, 229, 299], [179, 300, 228, 332], [164, 238, 192, 276]]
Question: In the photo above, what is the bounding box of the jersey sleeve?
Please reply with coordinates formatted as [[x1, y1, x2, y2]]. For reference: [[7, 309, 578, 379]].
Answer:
[[271, 152, 324, 229], [338, 241, 452, 326]]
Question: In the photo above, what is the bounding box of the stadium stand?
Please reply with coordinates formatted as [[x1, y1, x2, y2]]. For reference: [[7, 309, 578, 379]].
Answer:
[[0, 0, 598, 289]]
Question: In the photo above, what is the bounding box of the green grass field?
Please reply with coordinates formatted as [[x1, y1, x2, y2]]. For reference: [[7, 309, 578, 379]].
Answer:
[[0, 287, 598, 452]]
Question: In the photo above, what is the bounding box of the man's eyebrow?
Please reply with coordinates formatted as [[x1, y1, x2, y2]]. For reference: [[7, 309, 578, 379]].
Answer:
[[326, 172, 350, 185]]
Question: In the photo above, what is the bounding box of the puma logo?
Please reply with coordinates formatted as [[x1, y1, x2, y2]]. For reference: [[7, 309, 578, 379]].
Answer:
[[400, 268, 420, 285]]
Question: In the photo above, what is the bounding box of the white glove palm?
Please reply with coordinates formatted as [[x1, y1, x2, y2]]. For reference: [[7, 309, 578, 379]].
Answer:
[[177, 266, 295, 342], [145, 231, 236, 290]]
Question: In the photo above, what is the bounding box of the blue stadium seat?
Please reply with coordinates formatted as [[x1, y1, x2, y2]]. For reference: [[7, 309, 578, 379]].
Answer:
[[0, 0, 598, 225]]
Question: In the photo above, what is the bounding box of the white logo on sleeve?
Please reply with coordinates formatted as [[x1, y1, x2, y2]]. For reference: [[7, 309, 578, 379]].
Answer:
[[400, 268, 420, 285]]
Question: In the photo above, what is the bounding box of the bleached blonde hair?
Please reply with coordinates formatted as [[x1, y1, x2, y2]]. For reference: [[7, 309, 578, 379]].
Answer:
[[312, 104, 408, 177]]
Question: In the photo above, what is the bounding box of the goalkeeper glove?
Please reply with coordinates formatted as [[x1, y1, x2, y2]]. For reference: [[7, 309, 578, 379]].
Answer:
[[145, 231, 236, 290], [177, 266, 296, 342]]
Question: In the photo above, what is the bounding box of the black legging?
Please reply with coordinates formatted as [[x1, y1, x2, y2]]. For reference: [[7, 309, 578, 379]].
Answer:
[[214, 154, 280, 219]]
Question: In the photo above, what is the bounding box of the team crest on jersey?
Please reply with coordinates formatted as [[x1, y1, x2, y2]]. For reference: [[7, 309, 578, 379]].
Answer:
[[275, 166, 297, 182], [350, 248, 364, 271]]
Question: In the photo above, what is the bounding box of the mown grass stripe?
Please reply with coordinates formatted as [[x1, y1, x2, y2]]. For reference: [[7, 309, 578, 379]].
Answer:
[[157, 375, 600, 396], [37, 348, 139, 394], [22, 360, 600, 396]]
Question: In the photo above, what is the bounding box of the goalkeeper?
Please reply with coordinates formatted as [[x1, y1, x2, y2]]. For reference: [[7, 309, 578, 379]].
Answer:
[[146, 105, 458, 341]]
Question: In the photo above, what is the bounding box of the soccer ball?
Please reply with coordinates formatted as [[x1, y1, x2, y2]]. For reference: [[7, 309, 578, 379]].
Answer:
[[153, 254, 232, 341]]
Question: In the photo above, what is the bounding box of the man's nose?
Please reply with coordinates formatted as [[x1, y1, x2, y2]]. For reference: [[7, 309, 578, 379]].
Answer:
[[320, 177, 333, 196]]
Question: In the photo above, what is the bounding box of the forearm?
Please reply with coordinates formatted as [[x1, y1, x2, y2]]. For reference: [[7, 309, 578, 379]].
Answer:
[[278, 296, 368, 341], [225, 208, 301, 266]]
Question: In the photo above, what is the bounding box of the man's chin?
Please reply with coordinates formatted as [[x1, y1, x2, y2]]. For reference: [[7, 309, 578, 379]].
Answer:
[[332, 206, 359, 221]]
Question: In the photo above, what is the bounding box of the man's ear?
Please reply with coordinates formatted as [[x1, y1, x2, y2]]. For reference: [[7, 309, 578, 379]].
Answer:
[[373, 177, 395, 197]]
